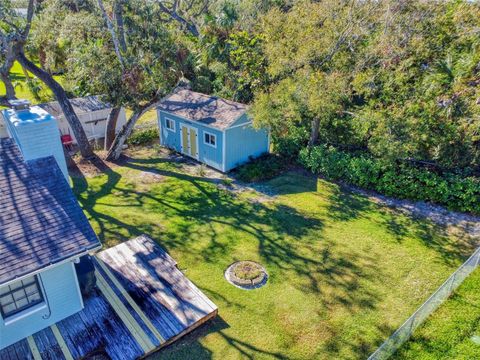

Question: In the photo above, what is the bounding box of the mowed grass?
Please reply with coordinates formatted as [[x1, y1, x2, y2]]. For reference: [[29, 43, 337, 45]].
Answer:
[[71, 147, 475, 360], [393, 268, 480, 360], [0, 61, 55, 104]]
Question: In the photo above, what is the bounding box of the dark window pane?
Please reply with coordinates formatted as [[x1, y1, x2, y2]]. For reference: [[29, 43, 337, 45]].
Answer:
[[0, 294, 13, 306], [0, 276, 43, 318]]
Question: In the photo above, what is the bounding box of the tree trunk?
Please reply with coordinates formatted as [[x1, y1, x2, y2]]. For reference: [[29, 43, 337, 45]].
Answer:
[[0, 71, 16, 100], [308, 118, 320, 147], [114, 0, 127, 52], [16, 51, 94, 159], [105, 79, 191, 161], [105, 105, 154, 161], [104, 107, 121, 150], [0, 97, 11, 107]]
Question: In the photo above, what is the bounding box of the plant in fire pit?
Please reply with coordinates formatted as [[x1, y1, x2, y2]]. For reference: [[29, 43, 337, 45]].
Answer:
[[225, 261, 267, 289]]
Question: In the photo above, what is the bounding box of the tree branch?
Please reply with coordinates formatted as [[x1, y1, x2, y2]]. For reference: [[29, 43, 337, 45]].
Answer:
[[114, 0, 127, 52], [155, 0, 200, 37], [97, 0, 125, 67]]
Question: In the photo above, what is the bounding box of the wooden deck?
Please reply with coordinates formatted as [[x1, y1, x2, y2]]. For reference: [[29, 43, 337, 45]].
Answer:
[[0, 235, 217, 360]]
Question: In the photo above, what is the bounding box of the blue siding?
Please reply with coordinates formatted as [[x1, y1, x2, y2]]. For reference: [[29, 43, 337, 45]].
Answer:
[[1, 107, 69, 181], [158, 110, 224, 171], [157, 109, 269, 172], [0, 262, 83, 349], [224, 121, 269, 172]]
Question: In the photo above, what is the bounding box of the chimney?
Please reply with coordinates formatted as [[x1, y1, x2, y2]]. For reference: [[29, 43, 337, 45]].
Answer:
[[1, 100, 69, 181]]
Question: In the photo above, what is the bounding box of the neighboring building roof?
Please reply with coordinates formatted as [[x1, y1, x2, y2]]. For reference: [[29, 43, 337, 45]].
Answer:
[[157, 90, 247, 130], [37, 96, 111, 118], [0, 139, 101, 285]]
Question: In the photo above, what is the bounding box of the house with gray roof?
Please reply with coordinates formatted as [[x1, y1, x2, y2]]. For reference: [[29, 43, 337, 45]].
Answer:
[[157, 90, 269, 172], [0, 104, 101, 350], [37, 96, 127, 144]]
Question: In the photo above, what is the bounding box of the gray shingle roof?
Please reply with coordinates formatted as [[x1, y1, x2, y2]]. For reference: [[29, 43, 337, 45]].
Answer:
[[157, 90, 247, 130], [37, 96, 111, 118], [0, 139, 101, 285]]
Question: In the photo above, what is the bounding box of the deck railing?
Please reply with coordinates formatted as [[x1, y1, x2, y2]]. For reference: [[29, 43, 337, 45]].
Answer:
[[368, 245, 480, 360]]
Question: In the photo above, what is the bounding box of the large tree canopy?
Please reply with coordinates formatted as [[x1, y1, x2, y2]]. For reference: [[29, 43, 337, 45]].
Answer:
[[2, 0, 479, 171], [251, 0, 480, 170]]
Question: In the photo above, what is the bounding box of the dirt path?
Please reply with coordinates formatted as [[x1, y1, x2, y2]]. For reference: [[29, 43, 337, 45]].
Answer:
[[71, 146, 479, 239]]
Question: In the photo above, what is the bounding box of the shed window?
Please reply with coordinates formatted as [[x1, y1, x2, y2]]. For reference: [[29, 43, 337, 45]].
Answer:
[[165, 118, 175, 131], [204, 132, 216, 148], [0, 276, 44, 318]]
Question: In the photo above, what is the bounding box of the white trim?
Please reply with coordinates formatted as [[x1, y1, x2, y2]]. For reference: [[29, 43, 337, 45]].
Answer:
[[51, 324, 74, 360], [179, 123, 199, 160], [157, 109, 164, 146], [71, 261, 84, 309], [225, 121, 252, 131], [267, 129, 271, 152], [165, 117, 176, 132], [0, 246, 102, 288], [203, 131, 217, 148], [3, 302, 48, 326], [27, 336, 42, 360], [222, 131, 227, 172]]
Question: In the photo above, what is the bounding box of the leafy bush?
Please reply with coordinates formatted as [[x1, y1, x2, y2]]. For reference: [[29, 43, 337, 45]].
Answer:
[[299, 145, 480, 214], [128, 128, 159, 146], [235, 154, 288, 182]]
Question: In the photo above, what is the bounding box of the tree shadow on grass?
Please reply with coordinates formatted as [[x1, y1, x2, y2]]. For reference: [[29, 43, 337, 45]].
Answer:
[[70, 153, 388, 359], [326, 183, 476, 266], [150, 317, 292, 360]]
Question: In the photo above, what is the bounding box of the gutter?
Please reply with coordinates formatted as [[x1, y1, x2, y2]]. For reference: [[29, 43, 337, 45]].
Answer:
[[0, 244, 103, 288]]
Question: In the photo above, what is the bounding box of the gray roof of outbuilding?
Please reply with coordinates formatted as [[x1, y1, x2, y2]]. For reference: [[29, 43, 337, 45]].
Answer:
[[37, 95, 111, 118], [157, 90, 247, 130], [0, 138, 101, 285]]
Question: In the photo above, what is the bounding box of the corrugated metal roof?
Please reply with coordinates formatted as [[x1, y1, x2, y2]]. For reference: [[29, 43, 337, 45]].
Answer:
[[0, 138, 101, 285], [157, 90, 247, 130], [37, 96, 111, 118]]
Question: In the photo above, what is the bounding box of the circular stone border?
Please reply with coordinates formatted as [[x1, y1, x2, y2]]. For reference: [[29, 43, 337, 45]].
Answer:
[[225, 261, 268, 290]]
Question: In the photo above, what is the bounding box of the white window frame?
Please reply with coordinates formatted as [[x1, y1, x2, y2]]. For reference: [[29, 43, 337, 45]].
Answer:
[[165, 117, 176, 132], [204, 131, 217, 148], [0, 275, 45, 320]]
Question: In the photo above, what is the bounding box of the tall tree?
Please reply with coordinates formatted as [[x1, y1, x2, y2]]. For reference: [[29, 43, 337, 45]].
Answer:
[[63, 0, 184, 160], [251, 0, 379, 152], [0, 0, 94, 159]]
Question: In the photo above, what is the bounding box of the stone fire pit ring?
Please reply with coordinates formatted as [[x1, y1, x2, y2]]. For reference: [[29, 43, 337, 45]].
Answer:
[[225, 261, 268, 290]]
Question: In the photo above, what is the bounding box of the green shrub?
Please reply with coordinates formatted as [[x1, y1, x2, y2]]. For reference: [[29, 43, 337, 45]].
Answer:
[[299, 145, 480, 214], [235, 154, 288, 182], [128, 127, 159, 146]]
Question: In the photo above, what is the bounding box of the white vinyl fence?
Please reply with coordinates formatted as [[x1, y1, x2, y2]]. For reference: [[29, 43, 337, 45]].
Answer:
[[368, 246, 480, 360]]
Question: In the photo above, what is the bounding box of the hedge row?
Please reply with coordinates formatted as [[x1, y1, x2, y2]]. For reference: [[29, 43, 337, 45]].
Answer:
[[128, 127, 159, 146], [299, 145, 480, 214]]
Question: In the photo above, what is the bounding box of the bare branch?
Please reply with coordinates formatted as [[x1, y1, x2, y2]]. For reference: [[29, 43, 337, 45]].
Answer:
[[22, 0, 35, 39], [155, 0, 200, 37], [97, 0, 125, 67], [114, 0, 127, 52]]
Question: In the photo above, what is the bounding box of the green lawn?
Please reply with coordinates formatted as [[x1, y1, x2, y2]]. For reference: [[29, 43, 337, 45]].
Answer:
[[71, 147, 475, 360], [393, 268, 480, 360], [0, 61, 56, 104]]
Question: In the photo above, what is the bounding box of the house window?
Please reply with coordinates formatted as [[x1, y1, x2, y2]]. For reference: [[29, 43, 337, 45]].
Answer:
[[0, 276, 44, 318], [165, 118, 175, 131], [204, 132, 216, 148]]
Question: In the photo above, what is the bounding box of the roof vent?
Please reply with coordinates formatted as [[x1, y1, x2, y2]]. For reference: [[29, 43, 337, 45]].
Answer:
[[9, 99, 31, 111]]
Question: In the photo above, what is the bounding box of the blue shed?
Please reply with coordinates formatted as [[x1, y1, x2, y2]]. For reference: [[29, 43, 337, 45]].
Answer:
[[157, 90, 269, 172]]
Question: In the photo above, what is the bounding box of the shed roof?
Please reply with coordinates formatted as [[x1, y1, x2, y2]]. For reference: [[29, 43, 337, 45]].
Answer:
[[157, 90, 247, 130], [38, 96, 111, 118], [0, 139, 101, 285]]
